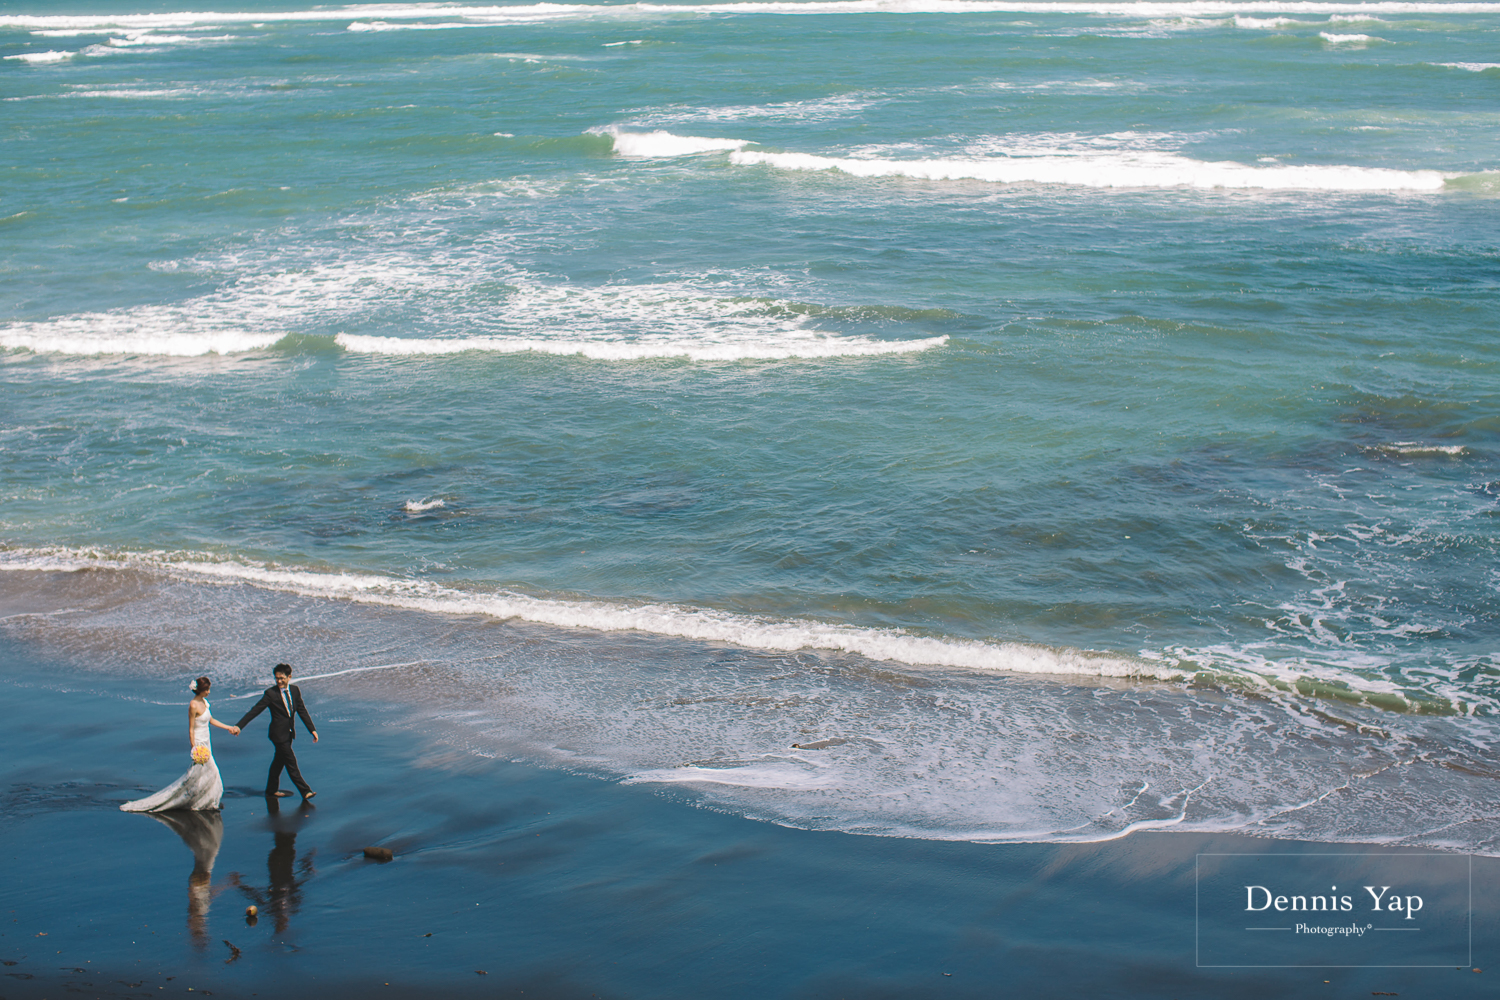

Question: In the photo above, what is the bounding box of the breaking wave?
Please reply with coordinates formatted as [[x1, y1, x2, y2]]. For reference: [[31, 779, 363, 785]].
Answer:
[[606, 130, 1456, 192], [333, 331, 945, 360], [0, 544, 1483, 718], [728, 148, 1446, 191], [0, 546, 1172, 681], [0, 251, 947, 361], [1319, 29, 1379, 43], [4, 50, 74, 63], [603, 128, 750, 157]]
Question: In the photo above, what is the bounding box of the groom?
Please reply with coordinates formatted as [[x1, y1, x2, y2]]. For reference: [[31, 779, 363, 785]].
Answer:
[[237, 663, 319, 801]]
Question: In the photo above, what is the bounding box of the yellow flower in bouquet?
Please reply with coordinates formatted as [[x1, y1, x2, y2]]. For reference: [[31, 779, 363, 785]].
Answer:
[[191, 745, 212, 765]]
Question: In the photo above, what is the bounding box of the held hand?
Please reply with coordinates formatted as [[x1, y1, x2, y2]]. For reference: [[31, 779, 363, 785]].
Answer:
[[311, 731, 319, 743], [230, 726, 241, 736]]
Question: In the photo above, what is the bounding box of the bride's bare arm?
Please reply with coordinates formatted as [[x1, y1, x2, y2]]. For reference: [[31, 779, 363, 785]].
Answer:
[[210, 716, 241, 735]]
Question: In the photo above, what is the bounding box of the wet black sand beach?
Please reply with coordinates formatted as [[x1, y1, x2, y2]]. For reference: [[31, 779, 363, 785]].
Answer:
[[2, 648, 1493, 1000]]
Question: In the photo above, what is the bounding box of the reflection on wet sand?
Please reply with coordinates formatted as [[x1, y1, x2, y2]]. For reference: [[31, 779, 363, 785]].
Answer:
[[232, 798, 316, 935], [147, 810, 224, 950]]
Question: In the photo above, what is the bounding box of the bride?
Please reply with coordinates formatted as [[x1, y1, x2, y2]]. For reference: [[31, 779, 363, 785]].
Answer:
[[122, 676, 240, 813]]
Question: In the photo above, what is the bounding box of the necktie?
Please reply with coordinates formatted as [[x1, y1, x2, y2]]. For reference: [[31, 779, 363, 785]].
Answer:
[[282, 687, 293, 719]]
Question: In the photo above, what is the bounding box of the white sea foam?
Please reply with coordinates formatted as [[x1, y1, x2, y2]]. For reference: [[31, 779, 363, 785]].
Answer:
[[0, 546, 1176, 681], [1231, 12, 1384, 24], [1372, 442, 1469, 456], [0, 236, 942, 361], [1168, 637, 1494, 719], [0, 262, 415, 356], [1141, 14, 1224, 31], [78, 44, 133, 58], [606, 128, 750, 157], [68, 37, 230, 60], [956, 129, 1217, 158], [107, 33, 209, 46], [57, 87, 200, 99], [627, 761, 841, 791], [347, 20, 500, 31], [1436, 61, 1500, 71], [0, 310, 281, 355], [987, 78, 1139, 93], [357, 267, 946, 360], [4, 3, 1499, 33], [403, 498, 447, 512], [1320, 30, 1378, 43], [24, 28, 243, 50], [336, 331, 946, 360], [620, 93, 882, 127], [3, 50, 74, 63], [728, 146, 1449, 192], [1233, 14, 1315, 25]]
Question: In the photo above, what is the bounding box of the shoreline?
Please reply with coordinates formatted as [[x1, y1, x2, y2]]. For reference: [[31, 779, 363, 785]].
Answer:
[[4, 564, 1495, 854], [3, 650, 1493, 999]]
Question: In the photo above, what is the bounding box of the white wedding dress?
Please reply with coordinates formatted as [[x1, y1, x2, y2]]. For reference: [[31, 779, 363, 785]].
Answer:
[[121, 701, 224, 812]]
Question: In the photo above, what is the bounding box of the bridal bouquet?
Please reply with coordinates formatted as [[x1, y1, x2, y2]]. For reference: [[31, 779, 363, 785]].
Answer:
[[191, 745, 212, 765]]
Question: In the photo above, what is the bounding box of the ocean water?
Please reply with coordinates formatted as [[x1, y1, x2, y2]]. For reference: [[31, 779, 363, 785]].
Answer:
[[2, 2, 1498, 852]]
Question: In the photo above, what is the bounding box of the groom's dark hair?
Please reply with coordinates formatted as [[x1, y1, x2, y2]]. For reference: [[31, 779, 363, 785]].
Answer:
[[274, 663, 292, 677]]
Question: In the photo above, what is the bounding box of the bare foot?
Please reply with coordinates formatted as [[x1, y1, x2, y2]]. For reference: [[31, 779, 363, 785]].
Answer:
[[269, 790, 291, 797], [302, 790, 317, 801]]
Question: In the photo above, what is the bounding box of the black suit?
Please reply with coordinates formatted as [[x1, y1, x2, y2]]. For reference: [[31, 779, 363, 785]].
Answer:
[[237, 684, 316, 796]]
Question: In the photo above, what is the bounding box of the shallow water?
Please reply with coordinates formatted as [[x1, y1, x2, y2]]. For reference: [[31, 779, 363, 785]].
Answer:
[[3, 667, 1495, 998], [2, 2, 1498, 851]]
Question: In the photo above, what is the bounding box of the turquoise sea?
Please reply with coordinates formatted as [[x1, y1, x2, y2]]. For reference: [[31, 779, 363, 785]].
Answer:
[[2, 2, 1499, 852]]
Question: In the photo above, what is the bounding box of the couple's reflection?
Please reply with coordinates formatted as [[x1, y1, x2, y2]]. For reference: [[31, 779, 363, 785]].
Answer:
[[152, 796, 317, 947], [148, 810, 224, 950], [231, 796, 317, 935]]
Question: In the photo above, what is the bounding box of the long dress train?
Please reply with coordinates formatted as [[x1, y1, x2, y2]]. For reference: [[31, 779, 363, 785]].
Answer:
[[121, 701, 224, 812]]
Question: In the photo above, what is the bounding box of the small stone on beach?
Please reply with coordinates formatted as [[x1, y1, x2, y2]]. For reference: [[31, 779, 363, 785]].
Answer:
[[364, 846, 395, 861], [245, 906, 257, 918]]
